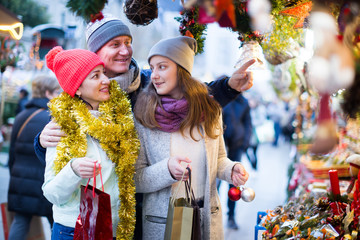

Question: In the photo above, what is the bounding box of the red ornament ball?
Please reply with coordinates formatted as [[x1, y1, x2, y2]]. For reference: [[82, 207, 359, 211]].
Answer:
[[228, 187, 241, 201]]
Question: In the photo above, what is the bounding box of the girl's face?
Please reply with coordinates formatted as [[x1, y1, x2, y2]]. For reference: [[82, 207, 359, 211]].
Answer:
[[76, 65, 110, 110], [149, 55, 183, 99], [96, 36, 133, 78]]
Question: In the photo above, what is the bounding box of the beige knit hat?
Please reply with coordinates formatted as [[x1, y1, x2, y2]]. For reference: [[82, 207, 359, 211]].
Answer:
[[147, 36, 197, 74]]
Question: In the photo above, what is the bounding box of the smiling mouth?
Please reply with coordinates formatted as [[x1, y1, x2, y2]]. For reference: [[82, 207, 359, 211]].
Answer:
[[154, 82, 164, 87], [114, 58, 129, 63]]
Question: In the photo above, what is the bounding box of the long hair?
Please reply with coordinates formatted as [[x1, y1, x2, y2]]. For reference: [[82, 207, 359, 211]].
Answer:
[[134, 65, 222, 140]]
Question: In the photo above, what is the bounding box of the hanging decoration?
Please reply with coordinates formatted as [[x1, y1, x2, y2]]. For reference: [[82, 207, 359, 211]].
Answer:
[[261, 0, 308, 65], [232, 1, 265, 45], [175, 6, 207, 54], [66, 0, 108, 22], [124, 0, 158, 26], [279, 1, 312, 29], [214, 0, 236, 28], [306, 10, 355, 155]]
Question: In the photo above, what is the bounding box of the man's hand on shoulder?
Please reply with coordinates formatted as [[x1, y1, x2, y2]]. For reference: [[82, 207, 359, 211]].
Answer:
[[39, 120, 66, 148]]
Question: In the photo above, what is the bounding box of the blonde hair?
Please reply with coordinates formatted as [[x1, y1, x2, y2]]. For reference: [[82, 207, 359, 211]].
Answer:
[[134, 66, 222, 140], [32, 75, 60, 98]]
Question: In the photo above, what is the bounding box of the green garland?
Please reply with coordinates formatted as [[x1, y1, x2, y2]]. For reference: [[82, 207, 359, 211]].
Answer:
[[175, 6, 207, 55], [48, 80, 140, 240]]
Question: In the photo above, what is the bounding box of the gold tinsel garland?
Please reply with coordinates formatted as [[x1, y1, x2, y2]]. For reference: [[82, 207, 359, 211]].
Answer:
[[48, 80, 140, 240]]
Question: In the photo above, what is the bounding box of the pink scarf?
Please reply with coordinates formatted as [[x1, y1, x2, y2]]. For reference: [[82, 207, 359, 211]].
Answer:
[[155, 97, 189, 133]]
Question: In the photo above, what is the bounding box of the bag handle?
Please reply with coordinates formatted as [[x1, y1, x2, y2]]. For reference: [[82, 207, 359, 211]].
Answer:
[[184, 167, 199, 207], [17, 108, 45, 139], [85, 162, 104, 197], [171, 167, 190, 205]]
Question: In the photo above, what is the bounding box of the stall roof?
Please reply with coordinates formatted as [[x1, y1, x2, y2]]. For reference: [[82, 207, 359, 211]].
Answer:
[[32, 24, 65, 38], [0, 4, 23, 40]]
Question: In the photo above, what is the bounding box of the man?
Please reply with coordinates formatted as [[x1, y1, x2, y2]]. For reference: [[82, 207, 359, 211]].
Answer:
[[222, 93, 252, 230], [34, 14, 255, 239]]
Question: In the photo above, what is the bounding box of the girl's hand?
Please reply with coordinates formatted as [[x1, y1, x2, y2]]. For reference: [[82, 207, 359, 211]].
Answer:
[[71, 157, 100, 178], [168, 156, 192, 181], [231, 163, 249, 186]]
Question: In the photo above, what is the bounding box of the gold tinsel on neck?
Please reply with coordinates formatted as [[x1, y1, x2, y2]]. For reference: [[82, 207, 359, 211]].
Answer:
[[48, 80, 139, 240]]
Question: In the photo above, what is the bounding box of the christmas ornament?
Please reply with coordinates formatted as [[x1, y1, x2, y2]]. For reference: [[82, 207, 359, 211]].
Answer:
[[66, 0, 107, 23], [228, 186, 255, 202], [124, 0, 158, 26], [234, 41, 265, 70], [228, 186, 241, 201], [241, 187, 256, 202], [214, 0, 236, 27], [279, 1, 312, 29]]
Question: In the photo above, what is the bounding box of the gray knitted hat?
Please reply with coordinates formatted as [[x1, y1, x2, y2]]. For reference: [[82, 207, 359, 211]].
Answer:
[[86, 14, 132, 53], [148, 36, 197, 74]]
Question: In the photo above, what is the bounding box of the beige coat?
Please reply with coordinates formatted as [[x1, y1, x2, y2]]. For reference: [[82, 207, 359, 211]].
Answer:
[[134, 117, 237, 240]]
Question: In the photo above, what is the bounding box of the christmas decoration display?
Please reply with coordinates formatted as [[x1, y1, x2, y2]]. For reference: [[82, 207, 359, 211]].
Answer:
[[175, 7, 207, 54], [261, 190, 350, 239], [0, 36, 23, 73], [124, 0, 158, 26], [49, 80, 140, 240], [66, 0, 108, 22]]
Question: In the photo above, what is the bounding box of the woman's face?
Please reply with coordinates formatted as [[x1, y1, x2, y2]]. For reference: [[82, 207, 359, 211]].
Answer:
[[76, 65, 110, 110], [149, 55, 183, 99], [96, 36, 133, 78]]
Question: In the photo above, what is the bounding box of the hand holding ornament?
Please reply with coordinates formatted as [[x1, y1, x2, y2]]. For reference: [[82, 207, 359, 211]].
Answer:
[[231, 163, 249, 186]]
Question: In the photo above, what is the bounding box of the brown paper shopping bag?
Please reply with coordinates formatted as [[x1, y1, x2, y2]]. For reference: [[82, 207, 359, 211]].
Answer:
[[164, 167, 201, 240]]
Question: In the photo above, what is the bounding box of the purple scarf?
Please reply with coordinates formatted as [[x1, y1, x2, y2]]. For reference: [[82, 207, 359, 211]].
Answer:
[[155, 97, 189, 133]]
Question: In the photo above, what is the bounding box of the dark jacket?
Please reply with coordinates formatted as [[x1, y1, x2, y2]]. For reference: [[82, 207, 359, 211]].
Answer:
[[8, 98, 53, 216], [223, 94, 252, 150]]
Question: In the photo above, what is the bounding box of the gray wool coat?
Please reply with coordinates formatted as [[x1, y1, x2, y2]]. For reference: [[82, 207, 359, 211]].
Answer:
[[134, 117, 237, 240]]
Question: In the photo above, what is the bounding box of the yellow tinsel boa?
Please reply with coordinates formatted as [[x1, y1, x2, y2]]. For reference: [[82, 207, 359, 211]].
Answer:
[[48, 80, 140, 240]]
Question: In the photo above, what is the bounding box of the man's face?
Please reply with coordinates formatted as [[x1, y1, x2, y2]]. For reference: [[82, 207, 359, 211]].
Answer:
[[96, 36, 133, 78]]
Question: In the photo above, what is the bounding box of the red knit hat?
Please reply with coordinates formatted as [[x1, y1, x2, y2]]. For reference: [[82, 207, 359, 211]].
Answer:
[[45, 46, 104, 97]]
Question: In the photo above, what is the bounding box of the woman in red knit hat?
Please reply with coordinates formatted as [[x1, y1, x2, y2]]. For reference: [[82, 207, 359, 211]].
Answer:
[[42, 46, 139, 240]]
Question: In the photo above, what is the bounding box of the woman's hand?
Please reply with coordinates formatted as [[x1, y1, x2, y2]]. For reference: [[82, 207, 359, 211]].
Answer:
[[168, 156, 192, 181], [231, 164, 249, 186], [71, 157, 101, 178], [39, 120, 66, 148]]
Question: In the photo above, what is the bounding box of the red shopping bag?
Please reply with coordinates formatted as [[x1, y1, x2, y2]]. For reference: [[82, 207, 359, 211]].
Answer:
[[73, 164, 113, 240]]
